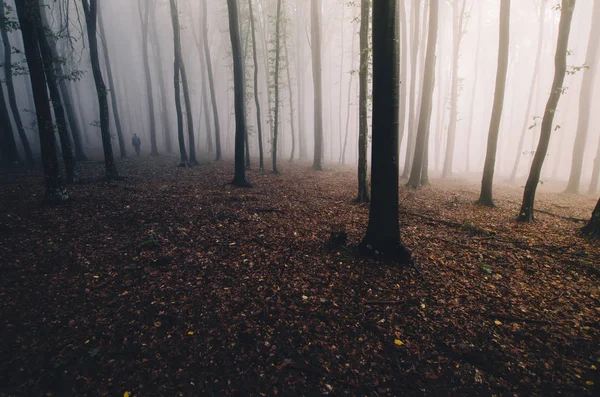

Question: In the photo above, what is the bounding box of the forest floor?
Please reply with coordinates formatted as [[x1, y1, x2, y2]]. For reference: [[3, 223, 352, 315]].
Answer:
[[1, 156, 599, 396]]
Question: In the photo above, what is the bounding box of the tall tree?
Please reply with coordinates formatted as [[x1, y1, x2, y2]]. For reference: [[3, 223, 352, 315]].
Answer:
[[407, 0, 439, 188], [465, 5, 482, 173], [138, 0, 159, 156], [477, 0, 510, 207], [341, 4, 358, 165], [441, 0, 468, 178], [582, 197, 600, 237], [361, 0, 411, 264], [518, 0, 576, 222], [248, 0, 264, 170], [0, 65, 20, 166], [509, 0, 546, 182], [565, 0, 600, 193], [202, 0, 222, 161], [227, 0, 251, 187], [98, 4, 126, 158], [356, 0, 369, 202], [0, 0, 33, 164], [15, 0, 67, 201], [169, 0, 188, 166], [283, 15, 296, 163], [82, 0, 119, 180], [311, 0, 324, 171], [272, 0, 283, 173]]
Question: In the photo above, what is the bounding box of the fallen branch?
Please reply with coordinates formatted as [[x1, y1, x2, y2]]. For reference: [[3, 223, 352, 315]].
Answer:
[[254, 208, 285, 214]]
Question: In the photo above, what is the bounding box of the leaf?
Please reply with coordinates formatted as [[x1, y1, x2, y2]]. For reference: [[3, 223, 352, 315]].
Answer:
[[187, 331, 194, 335], [586, 381, 594, 386], [154, 321, 162, 327], [124, 392, 132, 397], [394, 339, 404, 346], [494, 320, 502, 326], [302, 295, 308, 300]]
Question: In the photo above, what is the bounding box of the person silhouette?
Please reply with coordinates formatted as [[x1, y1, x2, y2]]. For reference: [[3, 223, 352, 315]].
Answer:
[[132, 134, 141, 156]]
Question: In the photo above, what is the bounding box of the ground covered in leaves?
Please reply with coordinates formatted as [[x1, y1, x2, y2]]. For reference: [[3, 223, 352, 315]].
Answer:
[[1, 156, 599, 396]]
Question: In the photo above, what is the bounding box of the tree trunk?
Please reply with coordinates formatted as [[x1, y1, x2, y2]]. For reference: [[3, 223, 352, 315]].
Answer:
[[566, 0, 600, 193], [82, 0, 119, 180], [441, 0, 467, 179], [149, 6, 172, 153], [139, 0, 158, 156], [98, 5, 126, 158], [180, 61, 197, 165], [0, 0, 33, 164], [518, 0, 575, 222], [272, 0, 283, 174], [248, 0, 264, 170], [465, 6, 482, 173], [337, 2, 345, 163], [37, 9, 77, 183], [283, 18, 296, 163], [311, 0, 324, 171], [509, 0, 546, 183], [361, 0, 411, 264], [589, 138, 600, 194], [397, 0, 408, 166], [169, 0, 188, 167], [0, 69, 20, 166], [202, 0, 222, 161], [407, 0, 439, 189], [477, 0, 510, 207], [227, 0, 250, 187], [582, 197, 600, 237], [401, 1, 421, 179], [341, 5, 358, 165], [356, 0, 370, 203], [15, 0, 67, 202]]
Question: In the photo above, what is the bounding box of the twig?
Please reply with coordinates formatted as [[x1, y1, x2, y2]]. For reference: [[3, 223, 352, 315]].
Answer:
[[254, 208, 285, 214]]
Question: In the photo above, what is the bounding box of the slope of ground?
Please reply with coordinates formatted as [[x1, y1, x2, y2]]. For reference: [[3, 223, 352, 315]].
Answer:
[[1, 157, 599, 396]]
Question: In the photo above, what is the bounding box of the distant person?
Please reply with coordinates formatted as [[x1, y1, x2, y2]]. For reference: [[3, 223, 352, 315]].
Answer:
[[132, 134, 141, 156]]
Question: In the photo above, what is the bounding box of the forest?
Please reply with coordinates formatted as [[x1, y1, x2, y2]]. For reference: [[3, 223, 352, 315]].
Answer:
[[1, 0, 599, 395]]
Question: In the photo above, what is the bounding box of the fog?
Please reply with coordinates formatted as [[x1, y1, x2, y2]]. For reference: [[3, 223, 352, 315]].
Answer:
[[3, 0, 600, 189]]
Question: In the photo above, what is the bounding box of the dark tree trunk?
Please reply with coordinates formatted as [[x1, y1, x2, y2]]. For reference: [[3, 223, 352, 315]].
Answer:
[[0, 69, 20, 166], [0, 0, 33, 164], [566, 0, 600, 193], [589, 137, 600, 194], [203, 0, 222, 161], [248, 0, 264, 170], [582, 197, 600, 237], [311, 0, 323, 171], [272, 0, 283, 174], [149, 5, 173, 153], [227, 0, 250, 187], [15, 0, 67, 202], [283, 19, 296, 163], [518, 0, 575, 222], [139, 0, 159, 156], [37, 9, 77, 183], [397, 0, 408, 167], [180, 62, 197, 165], [98, 5, 126, 158], [477, 0, 510, 207], [407, 0, 439, 189], [356, 0, 370, 203], [361, 0, 411, 264], [82, 0, 119, 180], [169, 0, 187, 167], [509, 0, 546, 183]]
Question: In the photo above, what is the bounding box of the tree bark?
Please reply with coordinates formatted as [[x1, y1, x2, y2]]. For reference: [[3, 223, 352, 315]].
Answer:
[[272, 0, 283, 174], [283, 16, 296, 163], [407, 0, 439, 189], [465, 5, 482, 173], [248, 0, 264, 170], [356, 0, 370, 203], [341, 5, 358, 165], [0, 0, 33, 164], [566, 0, 600, 193], [15, 0, 68, 202], [477, 0, 510, 207], [311, 0, 324, 171], [169, 0, 188, 166], [518, 0, 575, 222], [582, 197, 600, 237], [98, 5, 126, 158], [82, 0, 119, 180], [509, 0, 546, 183], [139, 0, 159, 156], [227, 0, 250, 187], [202, 0, 222, 161], [361, 0, 411, 264]]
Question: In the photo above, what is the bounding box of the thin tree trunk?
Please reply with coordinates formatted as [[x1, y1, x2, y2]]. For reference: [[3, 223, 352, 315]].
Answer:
[[398, 0, 408, 165], [566, 0, 600, 193], [477, 0, 510, 207], [272, 0, 283, 173], [465, 6, 482, 173], [15, 0, 67, 202], [138, 0, 159, 156], [356, 0, 370, 202], [341, 5, 358, 165], [338, 2, 344, 162], [169, 0, 188, 166], [202, 0, 222, 161], [180, 62, 197, 165], [227, 0, 250, 187], [82, 0, 119, 180], [0, 70, 20, 166], [509, 0, 546, 183], [518, 0, 575, 222], [98, 5, 126, 158], [283, 19, 296, 163], [248, 0, 264, 170], [311, 0, 324, 171], [407, 0, 439, 188], [0, 0, 33, 164]]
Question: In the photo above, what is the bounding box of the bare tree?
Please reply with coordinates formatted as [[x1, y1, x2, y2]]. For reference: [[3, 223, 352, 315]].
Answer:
[[248, 0, 265, 170], [356, 0, 369, 202], [138, 0, 159, 156], [272, 0, 283, 173], [169, 0, 188, 166], [202, 0, 222, 161], [311, 0, 324, 171], [518, 0, 576, 222]]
